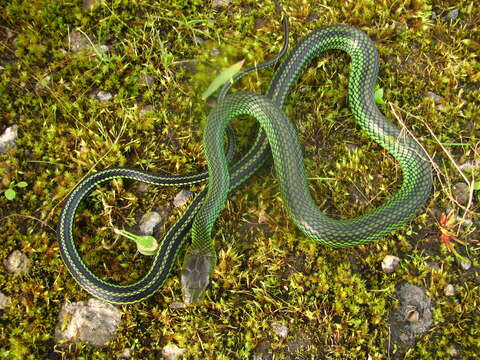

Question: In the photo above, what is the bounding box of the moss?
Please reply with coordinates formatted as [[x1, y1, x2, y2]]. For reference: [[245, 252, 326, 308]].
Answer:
[[0, 0, 479, 359]]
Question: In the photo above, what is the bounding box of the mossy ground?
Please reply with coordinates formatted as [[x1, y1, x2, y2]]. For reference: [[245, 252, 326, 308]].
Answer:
[[0, 0, 479, 359]]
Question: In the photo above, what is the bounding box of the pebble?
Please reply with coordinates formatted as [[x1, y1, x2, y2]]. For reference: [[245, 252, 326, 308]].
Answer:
[[444, 284, 456, 296], [448, 344, 460, 357], [137, 74, 154, 87], [139, 211, 162, 235], [0, 292, 11, 310], [67, 29, 91, 53], [271, 321, 288, 338], [169, 301, 186, 309], [381, 255, 400, 273], [446, 9, 459, 21], [161, 344, 186, 360], [139, 104, 154, 116], [211, 0, 230, 8], [119, 348, 131, 358], [5, 250, 31, 274], [459, 160, 480, 171], [83, 0, 102, 9], [424, 91, 443, 105], [0, 125, 18, 153], [458, 257, 471, 271], [173, 189, 193, 207], [55, 298, 122, 347], [405, 308, 420, 323], [95, 90, 113, 103]]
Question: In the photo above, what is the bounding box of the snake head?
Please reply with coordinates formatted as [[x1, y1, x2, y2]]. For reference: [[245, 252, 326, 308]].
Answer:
[[181, 249, 216, 304]]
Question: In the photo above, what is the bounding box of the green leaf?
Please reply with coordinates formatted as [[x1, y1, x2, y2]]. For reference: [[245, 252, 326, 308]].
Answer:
[[16, 181, 28, 188], [474, 181, 480, 191], [201, 59, 245, 100], [374, 88, 386, 105], [114, 228, 158, 256], [5, 188, 16, 200]]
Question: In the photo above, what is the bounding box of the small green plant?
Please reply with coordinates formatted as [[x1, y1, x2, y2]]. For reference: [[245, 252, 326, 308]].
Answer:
[[4, 181, 28, 200]]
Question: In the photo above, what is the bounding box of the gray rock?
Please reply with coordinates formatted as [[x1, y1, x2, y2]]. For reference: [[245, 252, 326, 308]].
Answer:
[[381, 255, 401, 273], [173, 189, 193, 207], [389, 283, 433, 356], [448, 344, 460, 357], [55, 298, 122, 347], [139, 104, 154, 116], [169, 301, 186, 309], [271, 321, 288, 338], [253, 340, 272, 360], [446, 9, 459, 21], [211, 0, 230, 8], [119, 348, 131, 358], [0, 125, 18, 153], [424, 91, 443, 105], [5, 250, 31, 274], [161, 344, 186, 360], [67, 29, 108, 55], [67, 29, 91, 53], [458, 257, 471, 271], [0, 292, 11, 310], [137, 74, 154, 87], [139, 211, 162, 235], [444, 284, 456, 296], [452, 182, 470, 205], [83, 0, 102, 9], [459, 160, 480, 171], [95, 90, 113, 103]]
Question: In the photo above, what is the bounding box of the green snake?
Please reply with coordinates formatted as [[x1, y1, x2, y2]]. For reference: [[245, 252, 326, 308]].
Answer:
[[57, 5, 432, 304]]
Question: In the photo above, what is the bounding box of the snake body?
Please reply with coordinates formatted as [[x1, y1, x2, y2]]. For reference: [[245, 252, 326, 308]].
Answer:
[[57, 24, 432, 304]]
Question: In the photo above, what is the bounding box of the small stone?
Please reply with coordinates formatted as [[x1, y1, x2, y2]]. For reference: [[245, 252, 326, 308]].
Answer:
[[405, 308, 420, 323], [137, 74, 154, 87], [271, 321, 288, 338], [0, 292, 11, 310], [255, 18, 268, 29], [459, 160, 480, 171], [448, 344, 459, 358], [169, 301, 186, 309], [458, 258, 471, 271], [211, 0, 230, 8], [119, 348, 131, 358], [139, 104, 154, 116], [83, 0, 102, 9], [0, 125, 18, 154], [67, 29, 91, 53], [139, 211, 162, 235], [55, 298, 122, 347], [97, 44, 109, 54], [95, 90, 113, 103], [210, 47, 220, 57], [381, 255, 400, 273], [446, 9, 459, 21], [173, 189, 193, 207], [135, 182, 149, 193], [424, 91, 443, 105], [452, 182, 470, 205], [175, 60, 198, 73], [5, 250, 31, 274], [161, 344, 186, 360], [444, 284, 455, 296]]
